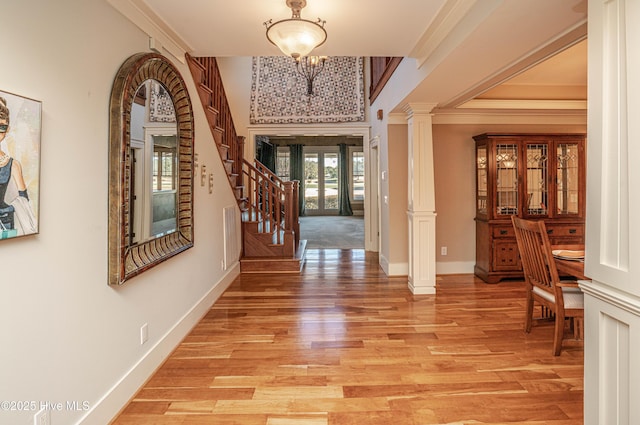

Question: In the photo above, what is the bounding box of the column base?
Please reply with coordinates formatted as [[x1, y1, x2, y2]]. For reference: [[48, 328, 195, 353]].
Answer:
[[407, 210, 437, 295]]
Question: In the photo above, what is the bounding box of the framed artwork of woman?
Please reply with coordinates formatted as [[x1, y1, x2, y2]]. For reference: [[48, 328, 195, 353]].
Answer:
[[0, 90, 41, 240]]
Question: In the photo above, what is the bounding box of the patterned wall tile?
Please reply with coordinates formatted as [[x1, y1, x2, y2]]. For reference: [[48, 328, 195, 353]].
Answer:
[[250, 56, 365, 124]]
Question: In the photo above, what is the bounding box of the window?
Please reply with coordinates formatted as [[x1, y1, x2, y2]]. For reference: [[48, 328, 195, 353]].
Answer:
[[351, 149, 364, 201]]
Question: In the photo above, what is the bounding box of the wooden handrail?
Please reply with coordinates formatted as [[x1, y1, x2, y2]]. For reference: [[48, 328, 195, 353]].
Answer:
[[369, 57, 403, 104], [254, 161, 286, 191], [242, 159, 299, 247]]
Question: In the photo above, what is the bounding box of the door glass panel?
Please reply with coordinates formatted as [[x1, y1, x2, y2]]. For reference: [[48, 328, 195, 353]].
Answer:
[[352, 151, 364, 201], [276, 147, 290, 181], [151, 134, 178, 238], [476, 145, 487, 215], [304, 153, 319, 212], [557, 143, 579, 215], [496, 144, 518, 216], [526, 144, 548, 215], [324, 153, 338, 210], [304, 150, 339, 214]]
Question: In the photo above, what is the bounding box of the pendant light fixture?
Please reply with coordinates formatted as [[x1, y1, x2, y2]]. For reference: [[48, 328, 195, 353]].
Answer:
[[264, 0, 327, 59]]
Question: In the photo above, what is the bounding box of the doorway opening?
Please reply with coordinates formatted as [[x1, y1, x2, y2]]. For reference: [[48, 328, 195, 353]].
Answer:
[[253, 134, 366, 249], [248, 124, 376, 252]]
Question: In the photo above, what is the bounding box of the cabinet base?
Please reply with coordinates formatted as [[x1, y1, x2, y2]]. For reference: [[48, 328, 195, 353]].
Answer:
[[474, 265, 523, 283]]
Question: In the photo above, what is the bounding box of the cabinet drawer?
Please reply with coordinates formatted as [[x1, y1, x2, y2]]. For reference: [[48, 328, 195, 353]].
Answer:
[[492, 240, 521, 271], [545, 224, 584, 238], [492, 226, 515, 238]]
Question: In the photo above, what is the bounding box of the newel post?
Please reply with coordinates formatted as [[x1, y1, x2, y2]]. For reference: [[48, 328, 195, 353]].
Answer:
[[283, 180, 300, 247], [284, 181, 294, 230], [235, 136, 245, 177], [291, 180, 300, 246]]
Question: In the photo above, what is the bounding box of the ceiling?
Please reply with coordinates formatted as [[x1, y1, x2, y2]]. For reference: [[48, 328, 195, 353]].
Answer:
[[117, 0, 588, 109], [128, 0, 449, 57]]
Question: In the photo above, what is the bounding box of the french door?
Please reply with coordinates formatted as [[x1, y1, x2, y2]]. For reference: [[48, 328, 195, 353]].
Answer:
[[304, 149, 339, 215]]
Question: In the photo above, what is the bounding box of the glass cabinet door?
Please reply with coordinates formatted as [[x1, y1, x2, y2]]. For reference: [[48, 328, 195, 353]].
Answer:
[[495, 144, 518, 216], [556, 143, 580, 215], [525, 143, 549, 216], [476, 145, 487, 216]]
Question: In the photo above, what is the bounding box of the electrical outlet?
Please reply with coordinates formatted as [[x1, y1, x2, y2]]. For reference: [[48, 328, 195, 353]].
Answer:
[[34, 409, 50, 425], [441, 246, 448, 256], [140, 323, 148, 345]]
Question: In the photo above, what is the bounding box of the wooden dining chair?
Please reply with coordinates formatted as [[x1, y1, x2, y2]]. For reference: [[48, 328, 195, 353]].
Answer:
[[511, 216, 584, 356]]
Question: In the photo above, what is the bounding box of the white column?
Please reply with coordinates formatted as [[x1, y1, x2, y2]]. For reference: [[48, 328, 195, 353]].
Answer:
[[404, 103, 438, 295], [584, 1, 640, 423]]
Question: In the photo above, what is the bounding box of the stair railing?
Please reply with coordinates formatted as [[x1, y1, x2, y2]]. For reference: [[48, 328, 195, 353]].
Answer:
[[242, 159, 299, 247], [186, 54, 300, 251]]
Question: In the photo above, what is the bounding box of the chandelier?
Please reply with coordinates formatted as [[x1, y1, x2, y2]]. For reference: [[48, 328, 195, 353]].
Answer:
[[265, 0, 328, 96], [264, 0, 327, 58], [295, 55, 327, 95]]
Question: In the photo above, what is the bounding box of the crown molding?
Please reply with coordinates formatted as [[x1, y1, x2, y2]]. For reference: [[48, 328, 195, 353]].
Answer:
[[458, 99, 587, 110], [402, 102, 439, 117], [431, 107, 587, 125], [107, 0, 193, 63], [409, 0, 479, 68]]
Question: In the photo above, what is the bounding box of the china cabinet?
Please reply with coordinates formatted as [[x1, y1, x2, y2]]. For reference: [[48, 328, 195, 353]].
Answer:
[[473, 133, 586, 283]]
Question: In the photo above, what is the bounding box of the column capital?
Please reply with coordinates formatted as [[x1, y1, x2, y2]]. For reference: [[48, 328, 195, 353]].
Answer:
[[403, 102, 438, 118]]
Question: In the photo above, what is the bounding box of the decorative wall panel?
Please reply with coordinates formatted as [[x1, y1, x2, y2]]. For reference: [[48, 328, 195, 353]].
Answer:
[[250, 56, 365, 124]]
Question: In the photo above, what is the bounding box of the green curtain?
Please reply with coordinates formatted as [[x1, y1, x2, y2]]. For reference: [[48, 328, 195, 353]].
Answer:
[[338, 143, 353, 216], [289, 144, 305, 216]]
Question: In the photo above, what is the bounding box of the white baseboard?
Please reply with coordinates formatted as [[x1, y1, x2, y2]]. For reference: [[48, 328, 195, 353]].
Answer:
[[409, 280, 436, 295], [77, 264, 240, 425], [436, 261, 475, 275], [379, 253, 409, 276], [382, 257, 473, 276]]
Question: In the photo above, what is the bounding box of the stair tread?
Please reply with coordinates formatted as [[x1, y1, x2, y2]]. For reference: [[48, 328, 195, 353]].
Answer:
[[240, 240, 307, 273], [197, 83, 213, 94], [188, 56, 206, 71], [241, 255, 298, 261]]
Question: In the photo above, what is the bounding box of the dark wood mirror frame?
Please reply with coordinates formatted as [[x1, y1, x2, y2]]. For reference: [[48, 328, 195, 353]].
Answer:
[[108, 52, 194, 286]]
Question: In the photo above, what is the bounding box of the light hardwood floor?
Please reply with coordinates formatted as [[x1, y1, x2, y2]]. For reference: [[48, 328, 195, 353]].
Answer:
[[111, 249, 583, 425]]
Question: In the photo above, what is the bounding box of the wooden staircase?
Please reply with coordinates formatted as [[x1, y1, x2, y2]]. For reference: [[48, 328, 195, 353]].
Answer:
[[240, 159, 306, 272], [185, 54, 305, 272]]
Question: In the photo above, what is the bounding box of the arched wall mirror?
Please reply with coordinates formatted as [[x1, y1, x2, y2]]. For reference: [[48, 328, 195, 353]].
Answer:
[[108, 52, 194, 286]]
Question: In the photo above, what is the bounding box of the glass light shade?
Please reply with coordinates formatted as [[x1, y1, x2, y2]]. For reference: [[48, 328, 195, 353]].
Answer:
[[266, 18, 327, 58]]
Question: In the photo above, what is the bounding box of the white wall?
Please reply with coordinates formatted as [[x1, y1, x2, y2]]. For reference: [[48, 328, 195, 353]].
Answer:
[[0, 1, 240, 424], [370, 100, 411, 275], [217, 56, 253, 138]]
